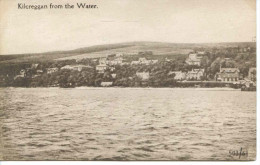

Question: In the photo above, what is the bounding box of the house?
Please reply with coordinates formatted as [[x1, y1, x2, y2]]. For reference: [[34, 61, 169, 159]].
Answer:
[[47, 68, 59, 74], [168, 71, 186, 80], [20, 69, 26, 76], [61, 65, 91, 72], [99, 57, 107, 65], [101, 82, 113, 87], [131, 58, 149, 65], [131, 61, 140, 65], [36, 70, 43, 74], [198, 51, 205, 55], [14, 69, 26, 79], [224, 58, 231, 61], [111, 74, 117, 78], [77, 65, 92, 71], [139, 58, 150, 65], [107, 57, 123, 65], [31, 63, 39, 69], [139, 58, 147, 62], [165, 58, 171, 62], [60, 65, 74, 70], [216, 68, 240, 82], [109, 66, 115, 72], [136, 72, 150, 80], [151, 60, 158, 64], [131, 58, 158, 65], [186, 58, 201, 66], [248, 67, 256, 81], [121, 62, 129, 65], [186, 69, 205, 80], [96, 64, 108, 73], [185, 53, 202, 66], [32, 75, 40, 78], [116, 53, 123, 57], [185, 52, 207, 66]]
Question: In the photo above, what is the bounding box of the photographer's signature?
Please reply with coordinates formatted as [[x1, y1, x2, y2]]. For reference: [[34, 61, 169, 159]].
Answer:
[[229, 147, 248, 159]]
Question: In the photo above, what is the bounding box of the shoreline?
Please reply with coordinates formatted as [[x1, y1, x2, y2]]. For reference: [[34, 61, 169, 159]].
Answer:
[[1, 86, 243, 91]]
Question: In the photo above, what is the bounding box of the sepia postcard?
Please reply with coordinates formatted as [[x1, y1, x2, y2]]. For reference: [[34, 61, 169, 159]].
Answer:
[[0, 0, 257, 161]]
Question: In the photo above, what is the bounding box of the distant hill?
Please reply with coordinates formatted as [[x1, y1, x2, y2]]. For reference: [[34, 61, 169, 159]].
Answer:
[[0, 41, 256, 64]]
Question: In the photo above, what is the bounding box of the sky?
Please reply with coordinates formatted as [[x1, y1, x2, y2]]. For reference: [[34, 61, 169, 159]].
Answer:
[[0, 0, 256, 55]]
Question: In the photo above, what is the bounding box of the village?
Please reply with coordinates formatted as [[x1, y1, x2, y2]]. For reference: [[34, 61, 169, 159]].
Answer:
[[0, 46, 256, 90]]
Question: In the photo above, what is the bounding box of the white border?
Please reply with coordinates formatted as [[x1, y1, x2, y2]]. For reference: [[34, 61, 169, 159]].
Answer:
[[1, 0, 259, 164]]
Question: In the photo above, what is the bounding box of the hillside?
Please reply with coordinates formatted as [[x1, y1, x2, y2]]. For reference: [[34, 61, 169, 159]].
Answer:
[[0, 41, 256, 64]]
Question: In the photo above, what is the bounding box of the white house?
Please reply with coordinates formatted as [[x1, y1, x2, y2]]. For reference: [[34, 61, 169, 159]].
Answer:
[[136, 72, 150, 80], [185, 53, 205, 66], [36, 70, 43, 74], [131, 61, 140, 65], [31, 63, 39, 69], [116, 53, 123, 57], [107, 57, 123, 65], [111, 73, 117, 78], [168, 71, 186, 80], [139, 58, 150, 65], [20, 69, 26, 76], [96, 64, 108, 73], [109, 66, 115, 72], [151, 60, 158, 64], [165, 58, 171, 62], [186, 69, 205, 80], [197, 51, 206, 55], [47, 68, 59, 74], [139, 58, 147, 62], [61, 65, 91, 72], [216, 68, 240, 82], [185, 53, 201, 66], [101, 82, 113, 87], [14, 69, 26, 79], [60, 65, 74, 70], [131, 58, 158, 65]]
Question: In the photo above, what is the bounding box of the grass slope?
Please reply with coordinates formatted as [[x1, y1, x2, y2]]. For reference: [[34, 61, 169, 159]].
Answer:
[[0, 41, 255, 64]]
